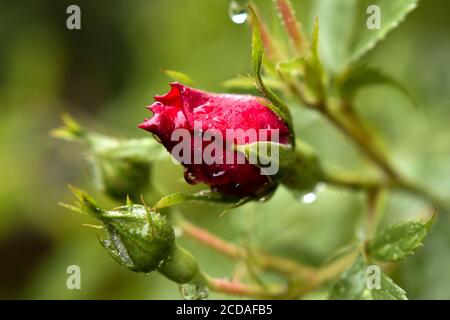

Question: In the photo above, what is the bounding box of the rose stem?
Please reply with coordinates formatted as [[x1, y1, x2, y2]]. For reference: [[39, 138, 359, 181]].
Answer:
[[174, 215, 317, 280]]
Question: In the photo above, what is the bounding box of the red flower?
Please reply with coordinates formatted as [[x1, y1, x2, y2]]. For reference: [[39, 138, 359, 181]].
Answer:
[[139, 82, 290, 197]]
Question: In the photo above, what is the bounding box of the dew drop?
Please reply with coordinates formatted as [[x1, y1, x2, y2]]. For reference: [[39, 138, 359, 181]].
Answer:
[[173, 226, 183, 238], [193, 103, 213, 115], [184, 168, 199, 185], [212, 116, 225, 127], [300, 192, 317, 204], [315, 182, 327, 193], [212, 171, 225, 178], [180, 283, 209, 300], [229, 0, 248, 24]]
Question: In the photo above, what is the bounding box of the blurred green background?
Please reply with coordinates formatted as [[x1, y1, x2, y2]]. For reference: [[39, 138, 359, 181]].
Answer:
[[0, 0, 449, 299]]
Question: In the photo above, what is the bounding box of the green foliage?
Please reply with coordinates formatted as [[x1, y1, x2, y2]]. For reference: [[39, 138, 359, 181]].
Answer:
[[313, 0, 419, 72], [329, 255, 407, 300], [368, 215, 435, 262], [153, 190, 246, 210]]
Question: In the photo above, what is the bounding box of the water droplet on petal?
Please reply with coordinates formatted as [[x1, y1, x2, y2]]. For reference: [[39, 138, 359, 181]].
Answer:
[[229, 0, 248, 24], [193, 103, 213, 115], [184, 168, 199, 185], [212, 116, 225, 127], [180, 283, 209, 300], [212, 171, 225, 178]]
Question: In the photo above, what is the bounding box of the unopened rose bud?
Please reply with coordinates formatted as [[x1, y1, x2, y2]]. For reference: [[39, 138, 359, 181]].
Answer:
[[64, 187, 203, 284], [139, 82, 292, 198], [52, 114, 153, 201]]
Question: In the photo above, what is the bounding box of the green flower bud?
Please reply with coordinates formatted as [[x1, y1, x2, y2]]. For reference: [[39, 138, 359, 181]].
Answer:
[[66, 187, 174, 273], [63, 187, 205, 284], [91, 154, 151, 201], [52, 114, 165, 201]]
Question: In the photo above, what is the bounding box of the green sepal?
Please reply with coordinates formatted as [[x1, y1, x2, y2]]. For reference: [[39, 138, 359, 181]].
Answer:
[[279, 140, 324, 194], [235, 141, 295, 182], [153, 190, 253, 216]]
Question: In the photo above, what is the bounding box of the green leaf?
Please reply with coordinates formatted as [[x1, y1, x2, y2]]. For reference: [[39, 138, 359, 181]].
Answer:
[[152, 190, 250, 212], [372, 273, 408, 300], [313, 0, 419, 72], [329, 254, 368, 300], [312, 0, 359, 73], [161, 69, 196, 86], [368, 215, 435, 262], [329, 254, 407, 300], [338, 65, 418, 106], [50, 113, 88, 141], [249, 5, 294, 136], [349, 0, 419, 67]]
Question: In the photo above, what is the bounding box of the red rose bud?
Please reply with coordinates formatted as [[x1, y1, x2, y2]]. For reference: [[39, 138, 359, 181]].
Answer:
[[139, 82, 291, 197]]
